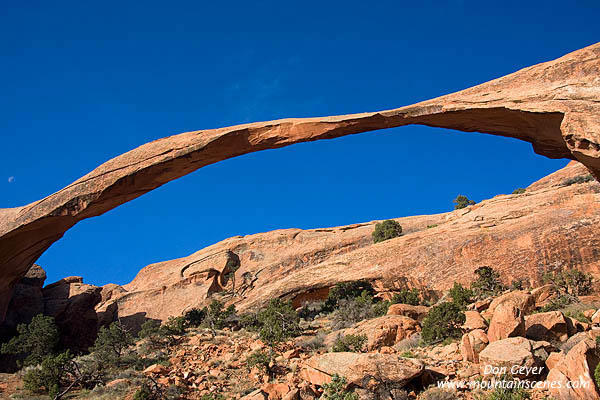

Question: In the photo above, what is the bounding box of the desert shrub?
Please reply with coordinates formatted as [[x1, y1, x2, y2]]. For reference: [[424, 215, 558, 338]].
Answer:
[[542, 268, 593, 300], [427, 224, 438, 229], [421, 302, 465, 345], [595, 360, 600, 389], [1, 314, 59, 368], [391, 288, 422, 306], [238, 312, 261, 331], [138, 320, 161, 339], [321, 374, 359, 400], [161, 316, 186, 336], [563, 175, 594, 186], [448, 282, 474, 310], [200, 394, 226, 400], [330, 292, 380, 330], [183, 308, 206, 327], [471, 266, 505, 299], [257, 298, 301, 346], [246, 350, 274, 378], [512, 188, 526, 194], [202, 300, 236, 337], [89, 321, 135, 368], [453, 195, 476, 210], [23, 351, 74, 398], [297, 331, 327, 351], [298, 300, 325, 321], [475, 381, 531, 400], [372, 219, 402, 243], [510, 279, 525, 291], [323, 280, 376, 312], [537, 294, 572, 313], [133, 383, 153, 400], [394, 333, 421, 352], [420, 387, 457, 400], [331, 334, 367, 353]]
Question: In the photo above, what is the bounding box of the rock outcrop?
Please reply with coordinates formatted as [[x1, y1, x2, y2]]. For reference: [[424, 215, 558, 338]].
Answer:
[[547, 338, 600, 399], [96, 161, 600, 328], [1, 43, 600, 323]]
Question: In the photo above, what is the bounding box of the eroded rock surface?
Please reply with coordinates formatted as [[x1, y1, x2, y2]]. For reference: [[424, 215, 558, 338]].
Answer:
[[1, 43, 600, 323]]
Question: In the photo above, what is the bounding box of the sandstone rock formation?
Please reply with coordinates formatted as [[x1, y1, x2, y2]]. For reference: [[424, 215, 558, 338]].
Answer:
[[487, 303, 525, 342], [1, 43, 599, 324], [525, 311, 570, 342], [96, 161, 600, 328], [547, 338, 600, 399], [460, 329, 489, 363], [386, 304, 430, 322], [478, 337, 551, 378]]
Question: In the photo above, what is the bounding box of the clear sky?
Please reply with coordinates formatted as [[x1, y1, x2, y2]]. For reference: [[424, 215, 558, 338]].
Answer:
[[1, 1, 598, 287]]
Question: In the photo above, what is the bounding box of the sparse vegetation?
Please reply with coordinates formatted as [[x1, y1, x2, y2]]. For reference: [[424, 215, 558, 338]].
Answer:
[[372, 219, 402, 243], [246, 350, 273, 377], [471, 266, 505, 299], [420, 387, 457, 400], [448, 282, 474, 310], [330, 292, 388, 330], [201, 300, 236, 337], [391, 288, 422, 306], [257, 298, 301, 346], [331, 334, 367, 353], [512, 188, 526, 194], [562, 174, 594, 186], [323, 280, 376, 312], [542, 268, 593, 300], [1, 314, 59, 368], [321, 374, 359, 400], [89, 321, 135, 368], [453, 195, 476, 210], [421, 302, 465, 345]]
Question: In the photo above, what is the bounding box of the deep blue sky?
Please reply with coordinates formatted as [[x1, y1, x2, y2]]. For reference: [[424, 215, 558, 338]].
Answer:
[[1, 1, 598, 286]]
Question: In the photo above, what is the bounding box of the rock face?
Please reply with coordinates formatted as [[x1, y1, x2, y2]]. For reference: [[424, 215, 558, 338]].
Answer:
[[42, 277, 102, 352], [2, 265, 46, 331], [547, 338, 600, 400], [0, 43, 599, 323], [87, 161, 600, 328]]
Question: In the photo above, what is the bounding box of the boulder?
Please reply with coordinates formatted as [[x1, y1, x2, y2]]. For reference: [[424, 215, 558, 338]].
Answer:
[[460, 329, 489, 363], [42, 278, 102, 352], [328, 315, 420, 351], [386, 304, 430, 322], [547, 338, 600, 399], [300, 352, 424, 390], [261, 383, 291, 400], [530, 284, 556, 307], [482, 291, 535, 320], [479, 337, 551, 378], [488, 303, 525, 342], [545, 352, 563, 370], [462, 311, 488, 331], [525, 311, 569, 342]]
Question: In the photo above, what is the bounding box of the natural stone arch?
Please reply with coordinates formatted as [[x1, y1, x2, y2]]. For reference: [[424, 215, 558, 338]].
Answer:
[[0, 42, 599, 322]]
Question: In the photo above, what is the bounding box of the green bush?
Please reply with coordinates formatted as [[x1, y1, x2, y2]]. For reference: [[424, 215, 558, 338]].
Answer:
[[323, 280, 376, 312], [542, 269, 593, 299], [453, 195, 476, 210], [391, 288, 421, 306], [331, 334, 367, 352], [563, 175, 594, 186], [238, 312, 261, 331], [183, 308, 206, 327], [448, 282, 474, 310], [161, 316, 187, 336], [202, 300, 236, 337], [330, 292, 384, 330], [421, 302, 465, 345], [200, 394, 226, 400], [257, 298, 301, 346], [537, 295, 572, 313], [23, 351, 74, 398], [475, 381, 531, 400], [321, 374, 359, 400], [89, 321, 135, 368], [1, 314, 59, 367], [420, 387, 456, 400], [246, 350, 274, 378], [512, 188, 526, 194], [372, 219, 403, 243], [471, 266, 505, 299]]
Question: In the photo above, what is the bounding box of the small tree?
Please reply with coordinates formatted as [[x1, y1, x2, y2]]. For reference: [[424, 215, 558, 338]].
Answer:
[[372, 220, 402, 243], [471, 266, 505, 299], [89, 321, 135, 368], [421, 302, 465, 345], [161, 316, 186, 336], [321, 374, 359, 400], [23, 351, 75, 399], [542, 269, 593, 300], [183, 308, 206, 327], [258, 298, 301, 347], [1, 314, 59, 367], [512, 188, 526, 194], [448, 282, 474, 310], [391, 288, 421, 306], [246, 350, 274, 378], [202, 300, 236, 337], [323, 280, 376, 312], [453, 195, 475, 210], [331, 334, 367, 353]]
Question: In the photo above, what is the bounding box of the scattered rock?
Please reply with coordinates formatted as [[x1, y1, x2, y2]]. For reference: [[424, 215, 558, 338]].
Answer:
[[460, 329, 489, 363]]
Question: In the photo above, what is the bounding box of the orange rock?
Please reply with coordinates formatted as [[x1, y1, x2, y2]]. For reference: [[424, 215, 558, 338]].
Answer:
[[547, 338, 600, 399], [460, 329, 489, 363], [462, 311, 488, 331], [260, 383, 290, 400], [488, 303, 525, 342], [525, 311, 569, 342], [483, 291, 535, 320], [545, 352, 563, 370], [143, 364, 169, 375], [530, 284, 556, 308], [479, 337, 550, 378], [386, 304, 430, 322]]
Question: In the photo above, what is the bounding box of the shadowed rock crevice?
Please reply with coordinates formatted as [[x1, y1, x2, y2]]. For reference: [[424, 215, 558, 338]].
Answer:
[[0, 43, 599, 323]]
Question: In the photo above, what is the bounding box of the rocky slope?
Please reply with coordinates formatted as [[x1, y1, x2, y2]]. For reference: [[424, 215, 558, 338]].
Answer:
[[93, 161, 600, 330], [1, 43, 599, 324]]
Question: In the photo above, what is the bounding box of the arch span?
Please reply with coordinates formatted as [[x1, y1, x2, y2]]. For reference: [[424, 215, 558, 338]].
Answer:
[[0, 42, 599, 322]]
